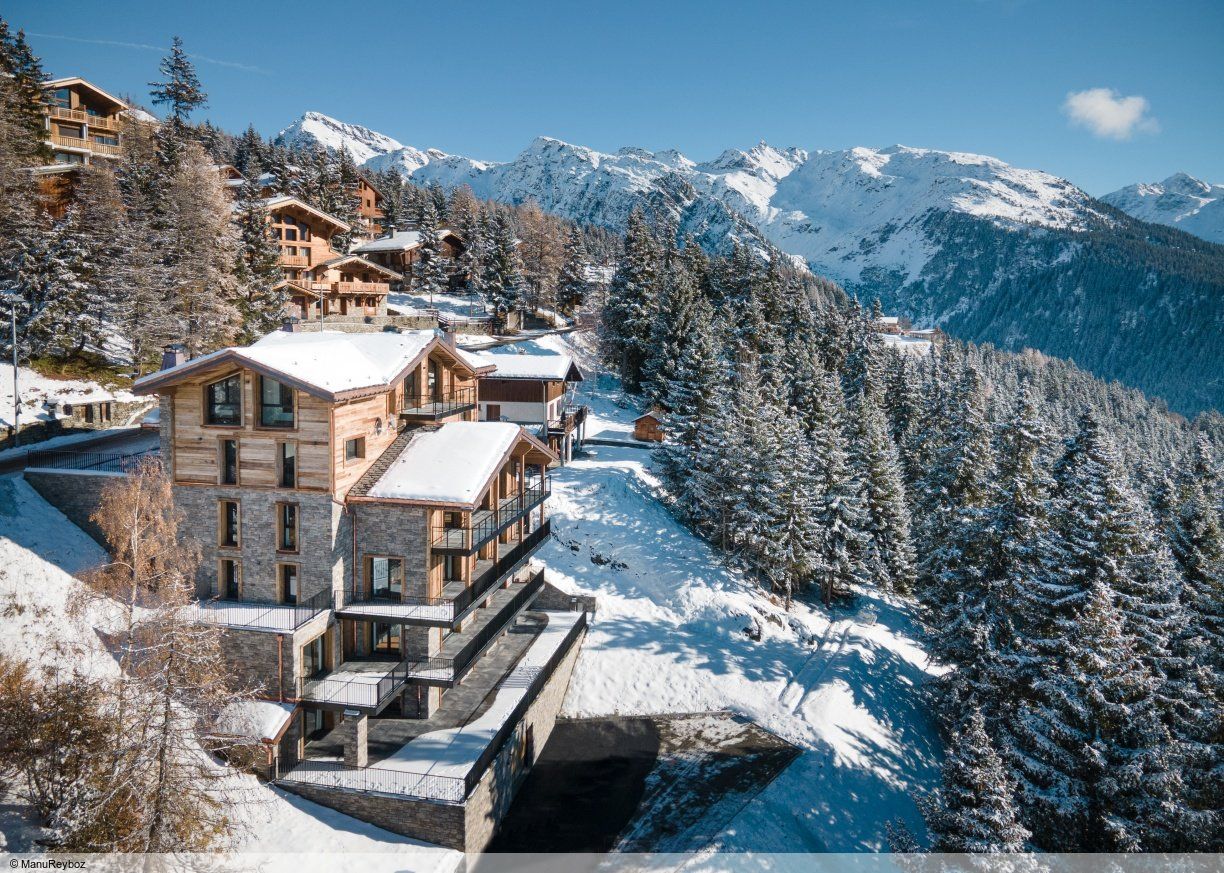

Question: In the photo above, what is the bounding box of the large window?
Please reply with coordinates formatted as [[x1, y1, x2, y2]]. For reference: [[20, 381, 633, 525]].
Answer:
[[276, 502, 298, 552], [371, 623, 399, 655], [279, 563, 299, 604], [444, 554, 462, 582], [368, 556, 403, 600], [50, 88, 71, 109], [259, 377, 295, 428], [219, 500, 240, 548], [278, 441, 297, 488], [219, 558, 241, 600], [301, 633, 325, 677], [205, 375, 241, 426], [219, 439, 238, 485]]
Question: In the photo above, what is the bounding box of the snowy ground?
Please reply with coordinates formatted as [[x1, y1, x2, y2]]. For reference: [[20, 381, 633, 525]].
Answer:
[[0, 362, 138, 429], [0, 477, 460, 869], [532, 332, 944, 851], [388, 290, 490, 321]]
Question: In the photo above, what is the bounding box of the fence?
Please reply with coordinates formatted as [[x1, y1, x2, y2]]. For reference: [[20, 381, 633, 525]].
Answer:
[[25, 447, 157, 474], [430, 481, 550, 552], [277, 758, 466, 804]]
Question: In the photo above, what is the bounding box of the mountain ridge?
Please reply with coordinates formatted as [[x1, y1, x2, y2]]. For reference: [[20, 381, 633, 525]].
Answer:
[[274, 112, 1224, 415], [1102, 172, 1224, 245]]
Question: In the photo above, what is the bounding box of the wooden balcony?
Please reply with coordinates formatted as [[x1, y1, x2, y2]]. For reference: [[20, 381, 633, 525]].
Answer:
[[47, 106, 123, 130], [308, 281, 390, 295], [48, 133, 122, 158], [280, 255, 310, 267]]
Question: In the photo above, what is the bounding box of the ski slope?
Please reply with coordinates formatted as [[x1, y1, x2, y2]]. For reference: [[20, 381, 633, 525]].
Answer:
[[536, 333, 944, 851]]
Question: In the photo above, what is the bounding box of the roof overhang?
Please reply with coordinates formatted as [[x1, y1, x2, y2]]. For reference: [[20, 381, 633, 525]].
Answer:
[[319, 254, 402, 281], [42, 77, 128, 112], [262, 196, 351, 234]]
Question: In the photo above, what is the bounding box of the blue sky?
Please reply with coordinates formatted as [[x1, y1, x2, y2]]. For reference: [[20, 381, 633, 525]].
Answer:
[[10, 0, 1222, 194]]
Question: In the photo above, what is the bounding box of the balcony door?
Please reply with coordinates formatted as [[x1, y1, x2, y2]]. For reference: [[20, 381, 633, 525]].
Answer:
[[368, 556, 403, 601], [428, 360, 441, 401]]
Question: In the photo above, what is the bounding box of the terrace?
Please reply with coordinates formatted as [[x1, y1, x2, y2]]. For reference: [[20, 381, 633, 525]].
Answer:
[[398, 386, 478, 421], [189, 588, 331, 633], [280, 608, 587, 805]]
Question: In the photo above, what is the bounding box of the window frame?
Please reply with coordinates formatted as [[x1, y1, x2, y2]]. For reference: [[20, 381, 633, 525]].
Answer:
[[218, 499, 241, 549], [365, 555, 404, 601], [277, 440, 298, 489], [278, 561, 300, 605], [344, 436, 366, 462], [218, 557, 242, 600], [276, 501, 299, 553], [203, 373, 243, 427], [258, 376, 296, 430], [219, 438, 239, 485]]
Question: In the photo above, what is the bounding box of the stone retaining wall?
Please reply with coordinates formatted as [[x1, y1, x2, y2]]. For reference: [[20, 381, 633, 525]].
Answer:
[[24, 469, 120, 545]]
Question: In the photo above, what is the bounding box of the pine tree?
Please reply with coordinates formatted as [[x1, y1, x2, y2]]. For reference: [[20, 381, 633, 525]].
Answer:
[[643, 238, 700, 405], [919, 708, 1030, 852], [1011, 582, 1181, 851], [557, 225, 590, 315], [481, 210, 525, 318], [849, 391, 916, 593], [601, 208, 660, 391], [0, 19, 51, 163], [412, 199, 451, 302], [149, 37, 207, 170], [233, 176, 285, 341], [808, 367, 867, 604]]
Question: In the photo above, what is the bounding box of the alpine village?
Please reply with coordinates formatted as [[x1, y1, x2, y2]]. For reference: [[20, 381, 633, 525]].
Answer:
[[0, 19, 1221, 864]]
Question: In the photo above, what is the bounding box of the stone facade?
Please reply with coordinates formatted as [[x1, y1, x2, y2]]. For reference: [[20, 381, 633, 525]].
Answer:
[[24, 469, 122, 545], [173, 484, 349, 603], [216, 611, 333, 700]]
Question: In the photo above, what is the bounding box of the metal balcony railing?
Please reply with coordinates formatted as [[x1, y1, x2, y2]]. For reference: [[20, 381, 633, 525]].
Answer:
[[25, 447, 156, 474], [192, 587, 332, 633], [399, 386, 477, 420], [431, 481, 550, 553], [340, 519, 551, 626], [298, 656, 411, 710]]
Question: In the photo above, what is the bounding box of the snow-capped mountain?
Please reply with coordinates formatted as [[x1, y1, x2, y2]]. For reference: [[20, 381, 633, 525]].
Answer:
[[1101, 172, 1224, 245], [275, 111, 1224, 414], [275, 111, 405, 166]]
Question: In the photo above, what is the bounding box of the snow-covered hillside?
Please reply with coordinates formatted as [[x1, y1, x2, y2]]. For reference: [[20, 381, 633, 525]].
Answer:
[[529, 333, 943, 851], [1102, 172, 1224, 244]]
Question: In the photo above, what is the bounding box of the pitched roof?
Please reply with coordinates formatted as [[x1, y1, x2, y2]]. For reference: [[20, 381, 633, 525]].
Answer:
[[261, 195, 350, 234], [352, 227, 462, 254], [360, 421, 554, 507], [316, 253, 402, 280], [42, 77, 128, 112], [133, 330, 482, 401], [473, 350, 583, 382]]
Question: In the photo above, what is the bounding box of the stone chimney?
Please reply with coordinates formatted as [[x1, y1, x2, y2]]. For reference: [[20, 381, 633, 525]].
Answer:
[[442, 329, 457, 348], [161, 343, 186, 370], [281, 316, 301, 333]]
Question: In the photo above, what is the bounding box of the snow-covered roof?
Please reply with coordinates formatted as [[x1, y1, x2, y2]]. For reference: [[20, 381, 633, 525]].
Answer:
[[880, 334, 933, 356], [134, 329, 481, 401], [216, 700, 296, 742], [473, 351, 583, 382], [877, 316, 899, 326], [365, 422, 550, 506], [352, 227, 460, 254]]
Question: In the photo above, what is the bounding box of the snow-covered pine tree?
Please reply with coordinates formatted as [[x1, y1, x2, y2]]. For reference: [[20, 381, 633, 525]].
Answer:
[[1050, 413, 1185, 693], [849, 390, 916, 593], [148, 36, 207, 170], [231, 124, 267, 178], [642, 236, 700, 406], [919, 707, 1030, 852], [557, 225, 590, 315], [412, 199, 451, 302], [601, 208, 660, 391], [1011, 581, 1182, 851], [808, 365, 868, 604], [482, 210, 525, 318], [0, 18, 51, 163], [765, 409, 819, 608], [233, 175, 285, 341]]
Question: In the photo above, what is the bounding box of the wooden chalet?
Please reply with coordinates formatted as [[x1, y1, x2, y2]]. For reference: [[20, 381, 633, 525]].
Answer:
[[633, 407, 665, 442], [40, 77, 127, 165], [352, 175, 385, 239], [473, 350, 587, 461], [352, 228, 466, 288], [262, 195, 402, 318]]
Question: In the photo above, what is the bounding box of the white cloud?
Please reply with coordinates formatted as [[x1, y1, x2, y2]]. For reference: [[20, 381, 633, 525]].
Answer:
[[1063, 88, 1159, 140]]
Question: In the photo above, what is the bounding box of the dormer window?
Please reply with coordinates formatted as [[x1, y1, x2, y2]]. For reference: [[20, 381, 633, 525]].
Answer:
[[205, 375, 241, 426], [259, 377, 295, 428]]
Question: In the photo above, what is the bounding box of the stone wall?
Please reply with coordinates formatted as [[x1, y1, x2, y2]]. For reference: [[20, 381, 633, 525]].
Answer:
[[278, 615, 586, 853], [24, 469, 122, 545], [464, 617, 585, 851], [350, 502, 436, 662], [173, 485, 349, 602], [534, 579, 598, 614]]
